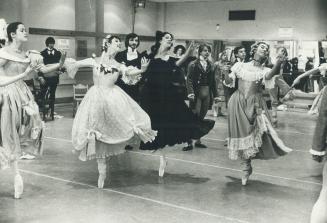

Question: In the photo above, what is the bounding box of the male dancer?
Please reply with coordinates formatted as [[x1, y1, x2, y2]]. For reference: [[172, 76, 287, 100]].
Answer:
[[39, 37, 62, 121], [184, 44, 219, 151], [115, 33, 145, 102]]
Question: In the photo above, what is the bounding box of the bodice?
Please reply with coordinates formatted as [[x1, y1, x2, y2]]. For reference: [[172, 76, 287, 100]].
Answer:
[[92, 64, 119, 88], [0, 49, 29, 77], [3, 60, 29, 77], [237, 79, 263, 98], [229, 61, 275, 90]]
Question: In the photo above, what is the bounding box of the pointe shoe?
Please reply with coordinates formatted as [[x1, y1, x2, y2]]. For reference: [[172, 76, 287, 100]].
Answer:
[[194, 142, 207, 148], [159, 159, 167, 177], [14, 174, 24, 199], [182, 145, 193, 151], [241, 168, 253, 186], [98, 174, 106, 189]]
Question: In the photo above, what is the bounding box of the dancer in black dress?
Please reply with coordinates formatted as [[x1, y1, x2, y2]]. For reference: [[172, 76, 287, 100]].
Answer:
[[140, 31, 215, 177]]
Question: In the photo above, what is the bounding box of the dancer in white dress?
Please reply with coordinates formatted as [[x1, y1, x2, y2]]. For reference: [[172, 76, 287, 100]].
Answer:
[[66, 35, 156, 188], [0, 21, 65, 198]]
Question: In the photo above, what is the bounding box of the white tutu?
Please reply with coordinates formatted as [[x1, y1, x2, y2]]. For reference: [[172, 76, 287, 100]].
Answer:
[[67, 58, 156, 161]]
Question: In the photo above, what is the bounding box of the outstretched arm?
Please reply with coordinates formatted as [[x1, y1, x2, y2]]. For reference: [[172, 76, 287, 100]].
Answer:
[[176, 41, 194, 67], [265, 48, 288, 80], [37, 51, 67, 73], [291, 67, 320, 87]]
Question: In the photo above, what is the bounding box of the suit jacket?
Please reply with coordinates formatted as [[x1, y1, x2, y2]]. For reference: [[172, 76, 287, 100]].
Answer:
[[186, 59, 218, 108], [115, 49, 142, 69], [40, 48, 61, 65], [40, 48, 62, 78]]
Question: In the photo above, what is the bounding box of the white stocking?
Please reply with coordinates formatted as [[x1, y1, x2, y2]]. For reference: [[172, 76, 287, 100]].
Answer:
[[97, 158, 107, 189]]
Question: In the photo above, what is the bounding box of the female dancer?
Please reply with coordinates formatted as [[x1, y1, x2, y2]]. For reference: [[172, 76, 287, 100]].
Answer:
[[225, 42, 292, 185], [139, 31, 215, 177], [291, 63, 327, 115], [0, 21, 65, 198], [66, 35, 156, 188], [293, 63, 327, 222]]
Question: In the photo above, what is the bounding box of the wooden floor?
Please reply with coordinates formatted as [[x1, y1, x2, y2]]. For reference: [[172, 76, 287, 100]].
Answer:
[[0, 105, 323, 223]]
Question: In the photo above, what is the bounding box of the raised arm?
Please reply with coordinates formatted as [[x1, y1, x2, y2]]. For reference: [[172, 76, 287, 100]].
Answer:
[[265, 48, 288, 80], [124, 57, 150, 76], [176, 41, 194, 67]]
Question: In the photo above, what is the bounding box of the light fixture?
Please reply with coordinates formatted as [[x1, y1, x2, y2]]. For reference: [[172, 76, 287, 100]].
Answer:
[[134, 0, 146, 8], [132, 0, 146, 33], [216, 24, 220, 31]]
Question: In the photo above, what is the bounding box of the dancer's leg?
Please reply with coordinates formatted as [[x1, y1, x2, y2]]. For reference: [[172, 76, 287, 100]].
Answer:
[[97, 158, 107, 188], [195, 91, 210, 148], [13, 160, 23, 199], [241, 158, 252, 186], [310, 161, 327, 223], [158, 149, 167, 177], [48, 79, 58, 121]]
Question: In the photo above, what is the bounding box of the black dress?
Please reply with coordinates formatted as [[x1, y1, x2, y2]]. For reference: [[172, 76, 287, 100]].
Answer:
[[140, 57, 215, 150]]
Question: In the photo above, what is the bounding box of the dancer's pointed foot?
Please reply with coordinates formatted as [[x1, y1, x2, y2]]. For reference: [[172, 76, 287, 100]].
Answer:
[[182, 145, 193, 151], [98, 174, 106, 189], [194, 142, 207, 148], [159, 157, 167, 177], [241, 167, 253, 186], [14, 174, 24, 199]]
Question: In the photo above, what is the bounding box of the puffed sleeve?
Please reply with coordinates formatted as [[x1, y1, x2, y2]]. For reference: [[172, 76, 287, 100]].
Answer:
[[226, 62, 242, 88], [64, 58, 95, 79], [262, 67, 276, 89]]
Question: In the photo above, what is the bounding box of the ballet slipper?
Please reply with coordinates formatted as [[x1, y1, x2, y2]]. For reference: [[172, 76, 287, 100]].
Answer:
[[97, 159, 107, 189], [159, 156, 168, 177], [14, 174, 24, 199], [241, 166, 253, 186], [98, 174, 106, 189]]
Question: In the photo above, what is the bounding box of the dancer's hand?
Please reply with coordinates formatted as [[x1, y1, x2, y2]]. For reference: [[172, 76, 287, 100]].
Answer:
[[222, 64, 231, 71], [37, 76, 46, 85], [186, 41, 195, 54], [214, 97, 222, 103], [188, 94, 195, 101], [140, 57, 150, 72], [59, 51, 67, 68], [276, 48, 288, 63]]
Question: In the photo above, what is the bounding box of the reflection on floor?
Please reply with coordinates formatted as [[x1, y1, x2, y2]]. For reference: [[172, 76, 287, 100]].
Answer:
[[0, 105, 322, 223]]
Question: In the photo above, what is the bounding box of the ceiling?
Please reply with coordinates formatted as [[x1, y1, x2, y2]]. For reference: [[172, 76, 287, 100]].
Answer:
[[149, 0, 236, 2]]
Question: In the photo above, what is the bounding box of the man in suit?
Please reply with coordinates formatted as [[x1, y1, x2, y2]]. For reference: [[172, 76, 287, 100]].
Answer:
[[115, 33, 146, 150], [38, 37, 62, 121], [115, 33, 145, 102], [184, 44, 219, 151]]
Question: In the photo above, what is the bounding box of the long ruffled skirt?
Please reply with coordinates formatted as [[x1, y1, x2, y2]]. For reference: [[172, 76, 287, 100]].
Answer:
[[0, 81, 44, 170], [72, 85, 156, 161], [227, 91, 292, 160]]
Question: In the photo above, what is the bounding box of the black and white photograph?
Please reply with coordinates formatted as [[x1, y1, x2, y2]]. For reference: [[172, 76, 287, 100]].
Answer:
[[0, 0, 327, 222]]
